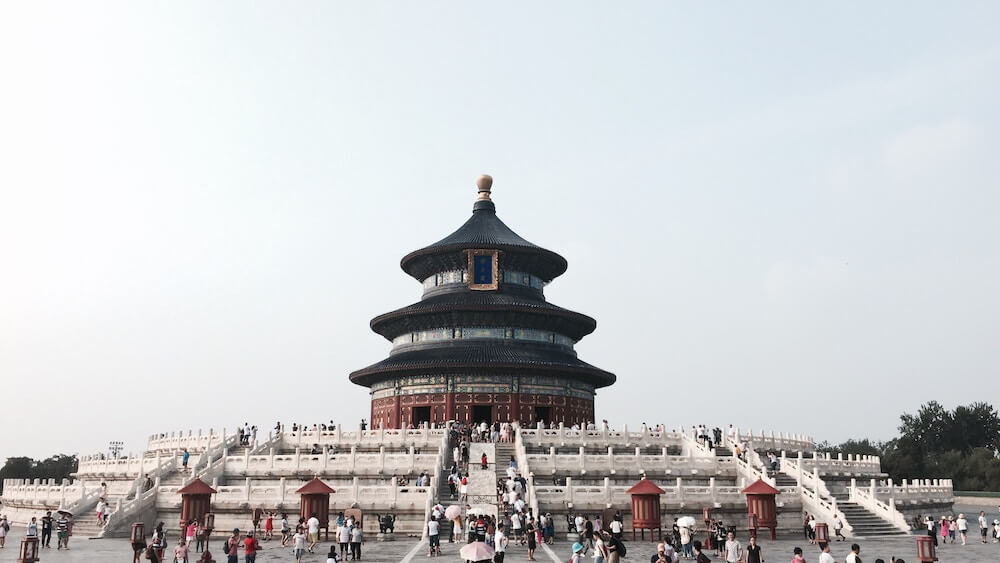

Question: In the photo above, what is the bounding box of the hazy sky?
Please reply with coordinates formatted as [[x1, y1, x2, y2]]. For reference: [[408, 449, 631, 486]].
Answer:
[[1, 2, 998, 461]]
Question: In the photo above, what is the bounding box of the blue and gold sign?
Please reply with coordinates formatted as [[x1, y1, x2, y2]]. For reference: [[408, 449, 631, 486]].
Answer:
[[467, 249, 499, 291]]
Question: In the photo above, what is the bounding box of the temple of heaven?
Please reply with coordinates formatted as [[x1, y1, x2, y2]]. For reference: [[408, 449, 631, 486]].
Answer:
[[350, 175, 615, 429]]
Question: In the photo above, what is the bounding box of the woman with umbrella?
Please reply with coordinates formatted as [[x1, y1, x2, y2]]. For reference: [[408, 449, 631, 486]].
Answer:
[[459, 539, 494, 563]]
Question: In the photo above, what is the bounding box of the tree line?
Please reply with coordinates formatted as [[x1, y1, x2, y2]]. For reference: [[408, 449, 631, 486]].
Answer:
[[817, 401, 1000, 491], [0, 455, 78, 494]]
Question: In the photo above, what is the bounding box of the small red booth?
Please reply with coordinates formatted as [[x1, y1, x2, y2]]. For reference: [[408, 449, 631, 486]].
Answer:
[[297, 477, 335, 540], [740, 479, 779, 540], [626, 477, 665, 541], [177, 479, 217, 537]]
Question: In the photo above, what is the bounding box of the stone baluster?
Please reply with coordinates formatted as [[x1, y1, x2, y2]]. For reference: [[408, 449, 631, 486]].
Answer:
[[350, 446, 357, 473], [566, 476, 574, 507], [604, 476, 612, 507], [279, 477, 286, 505], [607, 447, 615, 474], [579, 446, 586, 473], [380, 446, 386, 474], [869, 478, 876, 501], [352, 477, 360, 503], [244, 448, 250, 471], [390, 476, 398, 508], [324, 447, 329, 470], [676, 477, 683, 503], [559, 423, 566, 446], [245, 477, 251, 502], [409, 445, 416, 473], [295, 448, 301, 471], [270, 448, 276, 469]]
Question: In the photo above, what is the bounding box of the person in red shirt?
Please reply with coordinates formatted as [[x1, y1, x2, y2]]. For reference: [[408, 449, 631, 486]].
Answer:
[[243, 530, 260, 563], [481, 452, 488, 470]]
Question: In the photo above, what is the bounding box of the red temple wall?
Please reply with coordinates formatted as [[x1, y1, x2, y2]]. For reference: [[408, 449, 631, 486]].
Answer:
[[370, 392, 594, 429]]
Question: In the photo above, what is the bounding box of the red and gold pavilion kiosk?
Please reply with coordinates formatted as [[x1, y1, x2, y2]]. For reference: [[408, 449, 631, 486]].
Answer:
[[297, 477, 335, 540], [740, 479, 780, 540], [627, 477, 665, 541]]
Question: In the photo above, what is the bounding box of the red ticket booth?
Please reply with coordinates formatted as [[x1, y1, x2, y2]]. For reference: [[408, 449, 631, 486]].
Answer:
[[740, 479, 779, 540], [626, 477, 665, 541], [297, 477, 335, 540], [177, 479, 217, 539]]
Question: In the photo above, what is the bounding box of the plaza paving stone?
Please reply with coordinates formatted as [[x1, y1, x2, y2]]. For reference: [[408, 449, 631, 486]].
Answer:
[[1, 533, 995, 563], [0, 504, 996, 562]]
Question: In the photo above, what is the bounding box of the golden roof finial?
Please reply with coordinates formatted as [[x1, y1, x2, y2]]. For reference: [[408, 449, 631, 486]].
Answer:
[[476, 174, 493, 201]]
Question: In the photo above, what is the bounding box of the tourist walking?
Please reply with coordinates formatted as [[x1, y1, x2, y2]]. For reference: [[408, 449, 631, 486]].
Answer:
[[693, 540, 711, 563], [427, 516, 440, 557], [27, 517, 39, 539], [182, 448, 190, 470], [956, 513, 968, 544], [979, 510, 988, 543], [224, 528, 241, 563], [40, 511, 52, 547], [845, 543, 862, 563], [173, 538, 188, 563], [818, 542, 834, 563], [0, 515, 10, 548], [55, 513, 69, 549], [723, 531, 742, 563], [746, 534, 763, 563], [349, 523, 363, 560], [592, 530, 609, 563], [570, 541, 586, 563], [307, 512, 320, 552], [833, 513, 845, 541], [243, 530, 259, 563], [481, 451, 489, 470], [680, 524, 693, 558], [494, 522, 508, 563], [292, 526, 306, 563]]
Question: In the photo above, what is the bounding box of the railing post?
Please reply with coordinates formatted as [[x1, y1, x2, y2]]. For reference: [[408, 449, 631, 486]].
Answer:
[[245, 477, 251, 503], [566, 477, 574, 507], [676, 477, 683, 503], [579, 446, 586, 473]]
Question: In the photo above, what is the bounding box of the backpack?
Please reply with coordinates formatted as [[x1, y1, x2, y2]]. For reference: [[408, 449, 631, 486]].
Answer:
[[221, 538, 233, 555], [616, 538, 627, 557]]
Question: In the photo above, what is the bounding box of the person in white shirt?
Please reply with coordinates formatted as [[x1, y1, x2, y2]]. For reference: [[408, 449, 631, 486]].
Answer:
[[609, 518, 623, 540], [845, 543, 862, 563], [723, 531, 742, 563], [307, 513, 320, 553], [956, 513, 968, 545], [833, 514, 845, 541], [292, 527, 307, 563], [494, 523, 508, 563], [979, 511, 988, 543], [818, 542, 835, 563], [574, 515, 585, 534], [426, 517, 440, 556]]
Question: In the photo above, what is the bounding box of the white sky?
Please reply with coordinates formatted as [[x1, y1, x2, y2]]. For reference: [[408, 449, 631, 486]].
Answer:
[[1, 2, 998, 461]]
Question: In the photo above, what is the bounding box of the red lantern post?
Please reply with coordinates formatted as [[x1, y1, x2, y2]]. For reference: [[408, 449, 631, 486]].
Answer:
[[915, 535, 938, 562], [626, 477, 665, 542], [814, 522, 829, 543], [130, 523, 146, 563], [17, 537, 39, 563]]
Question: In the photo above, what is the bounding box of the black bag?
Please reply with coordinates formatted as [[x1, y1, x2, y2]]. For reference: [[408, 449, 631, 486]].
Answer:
[[220, 538, 231, 555], [617, 538, 627, 557]]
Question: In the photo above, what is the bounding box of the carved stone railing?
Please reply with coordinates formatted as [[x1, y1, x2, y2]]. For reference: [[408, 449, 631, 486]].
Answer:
[[779, 458, 832, 499], [534, 476, 799, 510], [220, 449, 440, 477], [848, 480, 911, 533], [800, 485, 853, 535], [519, 423, 684, 449], [524, 449, 737, 476], [280, 427, 448, 450]]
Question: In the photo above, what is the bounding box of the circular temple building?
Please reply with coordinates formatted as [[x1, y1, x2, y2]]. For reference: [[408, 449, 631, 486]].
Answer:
[[350, 176, 615, 428]]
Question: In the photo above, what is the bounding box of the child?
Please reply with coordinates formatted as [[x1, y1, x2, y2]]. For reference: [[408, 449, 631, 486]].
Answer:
[[326, 544, 339, 563], [173, 538, 188, 563], [293, 526, 307, 563], [264, 513, 274, 540]]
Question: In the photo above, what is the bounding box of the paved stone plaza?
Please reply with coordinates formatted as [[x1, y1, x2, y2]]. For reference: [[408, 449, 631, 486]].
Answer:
[[1, 531, 997, 563]]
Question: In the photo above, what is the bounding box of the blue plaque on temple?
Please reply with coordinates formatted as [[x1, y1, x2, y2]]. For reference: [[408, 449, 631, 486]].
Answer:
[[473, 255, 493, 284]]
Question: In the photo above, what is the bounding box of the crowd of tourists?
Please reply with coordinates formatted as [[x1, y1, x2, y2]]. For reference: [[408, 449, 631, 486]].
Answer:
[[916, 510, 1000, 547], [0, 511, 74, 550]]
